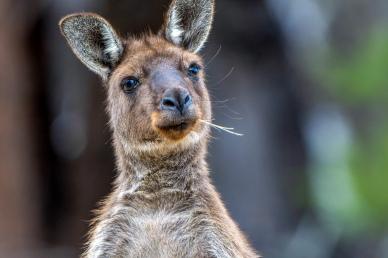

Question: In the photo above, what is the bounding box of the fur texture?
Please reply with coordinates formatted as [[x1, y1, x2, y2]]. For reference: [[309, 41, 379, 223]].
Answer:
[[162, 0, 215, 52], [60, 13, 123, 78], [59, 0, 259, 257]]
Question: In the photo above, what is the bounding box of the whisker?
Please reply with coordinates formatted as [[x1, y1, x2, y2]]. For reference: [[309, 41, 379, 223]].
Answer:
[[199, 99, 231, 104], [199, 119, 243, 137], [214, 67, 235, 86], [207, 99, 231, 104], [220, 111, 244, 121], [205, 45, 222, 67]]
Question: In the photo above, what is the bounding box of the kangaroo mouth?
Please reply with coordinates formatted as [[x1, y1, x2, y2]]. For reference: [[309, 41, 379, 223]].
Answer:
[[158, 122, 190, 131], [151, 112, 198, 141]]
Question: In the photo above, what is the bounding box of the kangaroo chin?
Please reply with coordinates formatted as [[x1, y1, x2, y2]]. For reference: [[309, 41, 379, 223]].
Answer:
[[59, 0, 260, 257]]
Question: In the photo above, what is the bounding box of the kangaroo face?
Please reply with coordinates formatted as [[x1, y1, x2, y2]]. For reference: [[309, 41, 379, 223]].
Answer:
[[59, 0, 215, 150], [108, 37, 211, 146]]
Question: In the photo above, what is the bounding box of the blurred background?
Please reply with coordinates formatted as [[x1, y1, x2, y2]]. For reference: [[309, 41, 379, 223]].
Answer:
[[0, 0, 387, 257]]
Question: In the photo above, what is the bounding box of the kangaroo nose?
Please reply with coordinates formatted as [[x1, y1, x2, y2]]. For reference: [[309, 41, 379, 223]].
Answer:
[[160, 88, 192, 114]]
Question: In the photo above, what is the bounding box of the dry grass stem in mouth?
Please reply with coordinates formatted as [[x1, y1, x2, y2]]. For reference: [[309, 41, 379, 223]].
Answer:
[[199, 119, 244, 136]]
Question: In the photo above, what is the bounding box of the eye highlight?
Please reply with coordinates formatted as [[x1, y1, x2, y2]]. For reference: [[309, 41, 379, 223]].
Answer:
[[187, 63, 202, 77], [121, 76, 140, 94]]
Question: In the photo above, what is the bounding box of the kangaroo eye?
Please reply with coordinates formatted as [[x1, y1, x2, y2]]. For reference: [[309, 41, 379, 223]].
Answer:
[[188, 63, 201, 77], [121, 76, 140, 93]]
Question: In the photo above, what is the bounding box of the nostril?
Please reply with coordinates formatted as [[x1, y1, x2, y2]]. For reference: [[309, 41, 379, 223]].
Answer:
[[162, 97, 177, 108], [160, 90, 192, 114], [184, 95, 191, 105]]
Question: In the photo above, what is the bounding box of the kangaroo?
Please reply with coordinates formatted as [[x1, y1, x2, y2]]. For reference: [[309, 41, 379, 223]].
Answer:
[[59, 0, 259, 257]]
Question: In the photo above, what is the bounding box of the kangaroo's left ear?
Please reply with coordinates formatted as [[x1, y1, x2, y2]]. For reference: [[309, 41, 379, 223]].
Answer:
[[161, 0, 215, 53]]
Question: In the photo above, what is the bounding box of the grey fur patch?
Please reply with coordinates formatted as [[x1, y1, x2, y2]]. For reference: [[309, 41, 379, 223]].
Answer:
[[163, 0, 215, 53], [59, 13, 124, 79]]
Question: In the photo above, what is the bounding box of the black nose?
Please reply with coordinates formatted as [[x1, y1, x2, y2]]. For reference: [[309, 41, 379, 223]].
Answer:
[[160, 88, 192, 114]]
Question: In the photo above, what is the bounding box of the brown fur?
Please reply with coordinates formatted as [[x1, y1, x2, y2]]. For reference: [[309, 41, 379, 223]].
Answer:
[[59, 1, 259, 257]]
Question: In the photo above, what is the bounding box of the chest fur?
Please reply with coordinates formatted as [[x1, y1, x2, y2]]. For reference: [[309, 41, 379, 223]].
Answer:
[[90, 204, 219, 258]]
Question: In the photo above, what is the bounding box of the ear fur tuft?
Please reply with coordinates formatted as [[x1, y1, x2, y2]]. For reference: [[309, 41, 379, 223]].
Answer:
[[59, 13, 123, 78], [162, 0, 215, 53]]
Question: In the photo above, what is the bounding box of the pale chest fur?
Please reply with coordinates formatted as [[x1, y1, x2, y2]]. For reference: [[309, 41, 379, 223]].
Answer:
[[87, 192, 239, 258]]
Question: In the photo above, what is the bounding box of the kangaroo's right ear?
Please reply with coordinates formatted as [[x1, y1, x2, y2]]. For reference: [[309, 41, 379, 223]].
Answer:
[[59, 13, 124, 79]]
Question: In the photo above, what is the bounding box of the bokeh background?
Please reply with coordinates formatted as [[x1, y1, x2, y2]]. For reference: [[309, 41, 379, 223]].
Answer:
[[1, 0, 388, 257]]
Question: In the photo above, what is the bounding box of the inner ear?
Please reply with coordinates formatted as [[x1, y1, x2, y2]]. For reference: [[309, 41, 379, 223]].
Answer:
[[162, 0, 215, 53], [59, 13, 124, 78]]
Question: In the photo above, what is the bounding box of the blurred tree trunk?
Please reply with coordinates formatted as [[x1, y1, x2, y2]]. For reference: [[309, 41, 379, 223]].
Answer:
[[0, 1, 41, 256]]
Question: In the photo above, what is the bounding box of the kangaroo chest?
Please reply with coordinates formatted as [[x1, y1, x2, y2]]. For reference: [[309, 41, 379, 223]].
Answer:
[[127, 210, 198, 257], [104, 196, 216, 258]]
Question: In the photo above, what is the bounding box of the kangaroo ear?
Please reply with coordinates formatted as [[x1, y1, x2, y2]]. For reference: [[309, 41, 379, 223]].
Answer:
[[59, 13, 124, 79], [162, 0, 215, 53]]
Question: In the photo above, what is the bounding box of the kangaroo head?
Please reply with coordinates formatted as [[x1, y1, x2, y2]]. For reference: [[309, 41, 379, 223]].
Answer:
[[59, 0, 215, 152]]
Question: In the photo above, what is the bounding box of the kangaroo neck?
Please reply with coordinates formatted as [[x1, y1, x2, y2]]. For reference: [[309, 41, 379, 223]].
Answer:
[[113, 136, 209, 194]]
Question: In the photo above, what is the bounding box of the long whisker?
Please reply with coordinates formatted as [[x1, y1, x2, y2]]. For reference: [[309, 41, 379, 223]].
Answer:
[[204, 98, 232, 104], [214, 67, 235, 86], [199, 119, 243, 137], [205, 45, 222, 67]]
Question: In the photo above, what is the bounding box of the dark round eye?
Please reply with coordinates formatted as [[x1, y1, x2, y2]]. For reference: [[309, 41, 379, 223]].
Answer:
[[121, 76, 140, 94], [188, 63, 201, 76]]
